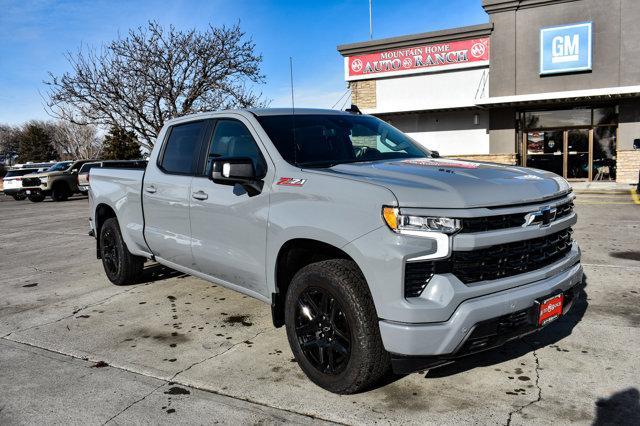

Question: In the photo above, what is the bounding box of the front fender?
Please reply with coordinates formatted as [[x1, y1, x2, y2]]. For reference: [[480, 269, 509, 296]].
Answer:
[[265, 171, 398, 295]]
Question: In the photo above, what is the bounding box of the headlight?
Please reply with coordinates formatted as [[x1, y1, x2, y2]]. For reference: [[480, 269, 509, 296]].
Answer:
[[40, 177, 48, 183], [382, 207, 461, 235]]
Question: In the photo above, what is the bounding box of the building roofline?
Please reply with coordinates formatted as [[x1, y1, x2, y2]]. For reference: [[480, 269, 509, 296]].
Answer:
[[337, 23, 493, 56], [482, 0, 580, 14]]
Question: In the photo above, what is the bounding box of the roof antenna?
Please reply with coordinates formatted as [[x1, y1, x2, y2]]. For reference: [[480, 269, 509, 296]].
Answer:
[[345, 104, 362, 115], [289, 57, 298, 165]]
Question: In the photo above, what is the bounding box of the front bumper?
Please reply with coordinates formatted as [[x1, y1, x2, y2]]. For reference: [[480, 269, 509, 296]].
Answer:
[[379, 260, 583, 359]]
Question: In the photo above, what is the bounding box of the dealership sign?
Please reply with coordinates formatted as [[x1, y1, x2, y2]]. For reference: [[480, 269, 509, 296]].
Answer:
[[540, 22, 592, 75], [345, 38, 489, 81]]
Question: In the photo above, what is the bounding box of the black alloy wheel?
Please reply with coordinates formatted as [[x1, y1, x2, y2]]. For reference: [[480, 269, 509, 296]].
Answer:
[[99, 217, 144, 285], [285, 259, 390, 394], [28, 193, 45, 202], [101, 226, 119, 277], [295, 287, 351, 375]]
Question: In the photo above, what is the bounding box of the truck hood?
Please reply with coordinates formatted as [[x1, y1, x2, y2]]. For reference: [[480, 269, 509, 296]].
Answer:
[[27, 170, 64, 178], [321, 158, 571, 209]]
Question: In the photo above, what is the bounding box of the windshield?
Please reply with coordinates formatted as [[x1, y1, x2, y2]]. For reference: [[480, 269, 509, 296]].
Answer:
[[256, 114, 429, 167], [46, 161, 72, 172]]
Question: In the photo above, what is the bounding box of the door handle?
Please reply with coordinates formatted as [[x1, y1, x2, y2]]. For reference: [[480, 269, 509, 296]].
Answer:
[[192, 190, 208, 200], [145, 185, 157, 194]]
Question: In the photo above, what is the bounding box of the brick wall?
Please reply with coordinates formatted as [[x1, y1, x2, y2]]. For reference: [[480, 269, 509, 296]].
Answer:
[[617, 150, 640, 183], [446, 153, 517, 165], [349, 80, 376, 110]]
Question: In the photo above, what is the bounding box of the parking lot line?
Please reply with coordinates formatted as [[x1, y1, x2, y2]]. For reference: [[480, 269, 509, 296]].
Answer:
[[631, 189, 640, 205]]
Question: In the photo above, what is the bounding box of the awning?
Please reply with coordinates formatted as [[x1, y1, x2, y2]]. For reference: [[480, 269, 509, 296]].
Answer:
[[475, 85, 640, 108]]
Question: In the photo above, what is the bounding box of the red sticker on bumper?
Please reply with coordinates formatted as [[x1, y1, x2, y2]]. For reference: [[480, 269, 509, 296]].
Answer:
[[538, 294, 563, 326]]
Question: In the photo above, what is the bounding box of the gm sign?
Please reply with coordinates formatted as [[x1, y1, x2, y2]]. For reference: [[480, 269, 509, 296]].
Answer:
[[540, 22, 592, 75]]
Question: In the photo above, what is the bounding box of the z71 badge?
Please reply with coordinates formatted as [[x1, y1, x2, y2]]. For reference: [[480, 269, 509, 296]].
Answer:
[[276, 177, 307, 187]]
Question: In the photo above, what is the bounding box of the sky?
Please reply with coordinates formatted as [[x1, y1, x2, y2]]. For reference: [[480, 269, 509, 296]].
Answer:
[[0, 0, 488, 125]]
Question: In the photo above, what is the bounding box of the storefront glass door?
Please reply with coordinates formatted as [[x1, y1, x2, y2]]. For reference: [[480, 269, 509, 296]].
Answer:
[[525, 130, 563, 176], [521, 107, 618, 181], [592, 126, 617, 181], [566, 129, 590, 179]]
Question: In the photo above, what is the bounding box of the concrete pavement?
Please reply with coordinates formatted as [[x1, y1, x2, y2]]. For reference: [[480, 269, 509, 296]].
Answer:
[[0, 192, 639, 425]]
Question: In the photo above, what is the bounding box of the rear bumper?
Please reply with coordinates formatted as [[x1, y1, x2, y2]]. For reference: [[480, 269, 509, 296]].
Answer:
[[379, 260, 583, 359]]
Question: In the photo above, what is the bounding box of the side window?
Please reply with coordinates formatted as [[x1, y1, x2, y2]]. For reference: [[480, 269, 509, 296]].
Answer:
[[160, 121, 206, 174], [207, 120, 266, 176]]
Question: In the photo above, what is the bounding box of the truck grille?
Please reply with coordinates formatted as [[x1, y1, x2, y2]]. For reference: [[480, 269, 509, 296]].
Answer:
[[460, 201, 573, 233], [403, 228, 573, 297], [404, 262, 436, 298], [21, 177, 41, 187]]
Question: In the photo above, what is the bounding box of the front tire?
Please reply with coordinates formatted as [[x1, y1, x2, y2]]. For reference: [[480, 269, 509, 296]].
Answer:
[[100, 217, 144, 285], [12, 193, 27, 201], [28, 193, 45, 202], [51, 184, 70, 201], [285, 259, 390, 394]]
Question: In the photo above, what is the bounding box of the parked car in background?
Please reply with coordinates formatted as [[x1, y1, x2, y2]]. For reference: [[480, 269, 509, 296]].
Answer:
[[2, 168, 42, 200], [77, 160, 147, 194], [13, 161, 57, 170], [21, 160, 96, 202]]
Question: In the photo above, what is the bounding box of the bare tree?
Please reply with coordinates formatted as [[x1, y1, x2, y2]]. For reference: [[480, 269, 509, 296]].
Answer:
[[46, 21, 267, 148], [51, 121, 102, 159]]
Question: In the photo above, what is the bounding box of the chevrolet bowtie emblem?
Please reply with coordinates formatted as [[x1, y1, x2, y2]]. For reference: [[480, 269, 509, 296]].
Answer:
[[523, 206, 557, 227]]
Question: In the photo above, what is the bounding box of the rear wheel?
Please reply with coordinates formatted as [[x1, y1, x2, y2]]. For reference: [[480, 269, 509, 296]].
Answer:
[[285, 259, 390, 394], [51, 184, 70, 201], [27, 193, 45, 202], [100, 217, 144, 285], [12, 193, 27, 201]]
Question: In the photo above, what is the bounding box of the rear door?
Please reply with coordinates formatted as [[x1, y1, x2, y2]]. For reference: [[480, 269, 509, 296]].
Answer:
[[189, 117, 273, 297], [143, 120, 208, 266]]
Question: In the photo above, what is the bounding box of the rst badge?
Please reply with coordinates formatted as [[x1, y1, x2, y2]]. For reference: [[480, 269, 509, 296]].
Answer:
[[276, 177, 307, 187]]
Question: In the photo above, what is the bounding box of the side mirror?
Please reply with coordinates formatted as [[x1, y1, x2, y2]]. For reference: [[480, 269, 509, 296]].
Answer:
[[71, 169, 78, 174], [211, 157, 257, 183], [211, 157, 263, 195], [431, 150, 440, 158]]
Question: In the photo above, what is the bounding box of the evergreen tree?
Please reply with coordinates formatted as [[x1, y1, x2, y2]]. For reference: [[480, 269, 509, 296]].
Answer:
[[17, 122, 58, 162], [101, 127, 141, 160]]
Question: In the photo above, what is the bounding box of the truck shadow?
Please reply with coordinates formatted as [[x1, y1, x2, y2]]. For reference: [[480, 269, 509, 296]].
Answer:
[[593, 387, 640, 425], [422, 274, 589, 379]]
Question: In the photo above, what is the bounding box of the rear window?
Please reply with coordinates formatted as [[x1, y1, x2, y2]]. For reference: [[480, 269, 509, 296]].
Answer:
[[79, 163, 97, 173], [159, 121, 207, 174]]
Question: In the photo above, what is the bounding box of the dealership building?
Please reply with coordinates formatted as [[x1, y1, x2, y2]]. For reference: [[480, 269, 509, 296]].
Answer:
[[337, 0, 640, 183]]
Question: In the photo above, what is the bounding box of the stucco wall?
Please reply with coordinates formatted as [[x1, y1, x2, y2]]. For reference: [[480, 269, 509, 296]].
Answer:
[[486, 0, 640, 96], [374, 68, 489, 113], [382, 111, 490, 156]]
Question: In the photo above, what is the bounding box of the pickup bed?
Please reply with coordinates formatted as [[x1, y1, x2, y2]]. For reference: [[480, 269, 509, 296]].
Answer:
[[89, 108, 583, 394]]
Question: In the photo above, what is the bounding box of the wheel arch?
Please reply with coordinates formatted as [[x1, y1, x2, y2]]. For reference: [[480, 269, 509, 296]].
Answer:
[[271, 238, 368, 328]]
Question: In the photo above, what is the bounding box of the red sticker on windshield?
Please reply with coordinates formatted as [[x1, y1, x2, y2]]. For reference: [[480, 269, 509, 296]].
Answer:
[[403, 159, 480, 169], [277, 177, 307, 186]]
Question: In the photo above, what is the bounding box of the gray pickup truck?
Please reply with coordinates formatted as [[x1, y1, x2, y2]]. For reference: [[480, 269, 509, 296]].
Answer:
[[89, 108, 583, 394]]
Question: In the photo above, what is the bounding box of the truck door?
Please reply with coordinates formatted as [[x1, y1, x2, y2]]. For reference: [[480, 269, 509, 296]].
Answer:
[[143, 120, 208, 266], [189, 117, 272, 297]]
